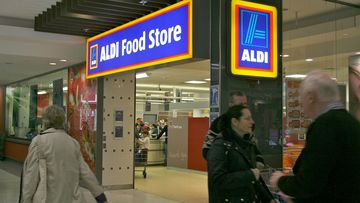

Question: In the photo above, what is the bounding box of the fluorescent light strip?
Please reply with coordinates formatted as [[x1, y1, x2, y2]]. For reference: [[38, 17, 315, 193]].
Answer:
[[136, 84, 209, 91], [136, 90, 166, 93], [181, 98, 194, 101], [285, 74, 306, 79], [185, 80, 206, 84], [37, 91, 47, 95]]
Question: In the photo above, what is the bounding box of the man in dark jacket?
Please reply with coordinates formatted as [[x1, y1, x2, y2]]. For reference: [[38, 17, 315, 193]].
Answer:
[[270, 70, 360, 202]]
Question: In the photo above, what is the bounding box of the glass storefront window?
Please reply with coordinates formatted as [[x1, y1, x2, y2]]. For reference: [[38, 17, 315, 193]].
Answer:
[[282, 0, 360, 170], [5, 70, 68, 139]]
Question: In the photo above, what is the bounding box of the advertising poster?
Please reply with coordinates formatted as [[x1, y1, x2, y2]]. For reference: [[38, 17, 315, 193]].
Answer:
[[283, 79, 309, 170], [68, 65, 97, 171], [37, 93, 49, 118], [210, 85, 219, 108]]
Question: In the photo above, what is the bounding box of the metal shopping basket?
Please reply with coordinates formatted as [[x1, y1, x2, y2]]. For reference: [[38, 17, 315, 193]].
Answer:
[[134, 148, 148, 178], [260, 167, 293, 203]]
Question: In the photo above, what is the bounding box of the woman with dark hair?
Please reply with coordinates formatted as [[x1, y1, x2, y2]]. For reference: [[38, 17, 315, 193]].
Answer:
[[207, 104, 274, 203]]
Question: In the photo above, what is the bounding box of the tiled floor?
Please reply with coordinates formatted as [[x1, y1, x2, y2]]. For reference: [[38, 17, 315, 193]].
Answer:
[[135, 166, 208, 203], [0, 169, 20, 203], [0, 160, 208, 203]]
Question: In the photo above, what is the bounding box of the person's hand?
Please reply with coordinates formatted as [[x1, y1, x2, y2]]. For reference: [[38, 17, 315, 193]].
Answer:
[[256, 161, 265, 169], [270, 171, 285, 188], [278, 191, 295, 203], [250, 168, 260, 180]]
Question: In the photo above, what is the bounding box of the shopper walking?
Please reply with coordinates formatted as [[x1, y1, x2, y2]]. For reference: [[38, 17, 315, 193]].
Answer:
[[20, 105, 107, 203], [270, 70, 360, 202]]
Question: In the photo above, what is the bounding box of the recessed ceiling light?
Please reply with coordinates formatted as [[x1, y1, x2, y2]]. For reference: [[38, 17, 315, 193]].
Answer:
[[204, 78, 211, 81], [305, 58, 313, 62], [60, 59, 67, 62], [139, 0, 148, 5], [49, 62, 57, 66], [285, 74, 306, 79], [355, 52, 360, 55], [37, 91, 47, 95], [282, 54, 290, 58], [136, 72, 149, 79], [185, 80, 207, 84]]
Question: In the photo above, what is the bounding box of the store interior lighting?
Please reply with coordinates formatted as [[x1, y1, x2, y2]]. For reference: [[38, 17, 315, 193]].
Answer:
[[285, 74, 306, 79], [37, 91, 47, 95], [136, 83, 209, 91], [185, 80, 207, 84], [136, 72, 149, 79]]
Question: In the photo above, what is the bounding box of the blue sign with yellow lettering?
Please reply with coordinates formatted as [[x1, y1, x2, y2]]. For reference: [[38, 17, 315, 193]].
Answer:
[[231, 0, 278, 78], [86, 0, 192, 78]]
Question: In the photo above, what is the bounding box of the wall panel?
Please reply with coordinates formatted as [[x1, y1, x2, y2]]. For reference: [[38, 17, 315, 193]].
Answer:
[[102, 71, 135, 189]]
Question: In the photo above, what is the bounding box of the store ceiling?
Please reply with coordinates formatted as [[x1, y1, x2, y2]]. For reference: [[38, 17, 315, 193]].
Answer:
[[0, 0, 359, 86], [33, 0, 177, 37]]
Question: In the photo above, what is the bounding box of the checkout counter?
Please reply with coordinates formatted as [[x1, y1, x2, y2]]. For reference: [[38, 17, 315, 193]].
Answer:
[[147, 137, 166, 165]]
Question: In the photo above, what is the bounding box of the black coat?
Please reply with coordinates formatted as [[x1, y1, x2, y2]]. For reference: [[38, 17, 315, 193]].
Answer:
[[207, 128, 273, 203], [278, 109, 360, 202]]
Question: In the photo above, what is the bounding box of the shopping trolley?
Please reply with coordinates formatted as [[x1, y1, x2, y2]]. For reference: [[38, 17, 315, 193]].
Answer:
[[134, 148, 148, 178], [260, 167, 293, 203]]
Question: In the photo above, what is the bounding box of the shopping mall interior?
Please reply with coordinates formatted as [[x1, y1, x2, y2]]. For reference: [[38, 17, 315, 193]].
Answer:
[[0, 0, 359, 202]]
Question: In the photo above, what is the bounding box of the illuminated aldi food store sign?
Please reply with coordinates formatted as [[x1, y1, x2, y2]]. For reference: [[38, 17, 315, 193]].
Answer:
[[86, 0, 192, 78], [231, 0, 278, 78]]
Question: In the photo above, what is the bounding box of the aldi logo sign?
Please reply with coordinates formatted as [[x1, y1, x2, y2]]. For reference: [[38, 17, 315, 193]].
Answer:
[[231, 0, 278, 78], [90, 45, 98, 69], [86, 0, 192, 79]]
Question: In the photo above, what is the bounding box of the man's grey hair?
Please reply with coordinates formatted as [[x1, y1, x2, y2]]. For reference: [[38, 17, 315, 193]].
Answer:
[[43, 105, 65, 129], [300, 70, 340, 103]]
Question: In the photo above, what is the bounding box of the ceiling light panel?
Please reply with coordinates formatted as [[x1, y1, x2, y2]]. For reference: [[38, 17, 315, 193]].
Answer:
[[185, 80, 206, 84]]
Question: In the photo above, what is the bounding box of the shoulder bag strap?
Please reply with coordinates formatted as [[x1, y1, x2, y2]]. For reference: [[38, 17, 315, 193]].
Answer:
[[18, 169, 23, 203], [227, 141, 274, 198]]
